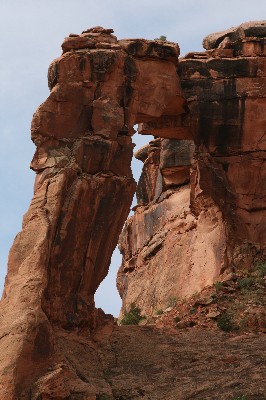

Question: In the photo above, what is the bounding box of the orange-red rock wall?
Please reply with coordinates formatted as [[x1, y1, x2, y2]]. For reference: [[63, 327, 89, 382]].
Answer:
[[118, 22, 266, 317], [0, 27, 186, 399], [0, 22, 265, 398]]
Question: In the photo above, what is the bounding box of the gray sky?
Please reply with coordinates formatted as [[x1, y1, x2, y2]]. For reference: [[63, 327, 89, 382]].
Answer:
[[0, 0, 265, 316]]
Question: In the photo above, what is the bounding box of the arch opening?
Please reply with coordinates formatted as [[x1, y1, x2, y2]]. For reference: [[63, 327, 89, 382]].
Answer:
[[95, 130, 154, 316]]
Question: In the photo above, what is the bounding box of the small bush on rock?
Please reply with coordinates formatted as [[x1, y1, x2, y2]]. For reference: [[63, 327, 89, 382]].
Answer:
[[154, 35, 167, 41], [167, 296, 178, 308], [217, 312, 234, 332], [238, 277, 254, 290], [120, 304, 146, 325], [214, 281, 224, 291], [256, 262, 266, 277]]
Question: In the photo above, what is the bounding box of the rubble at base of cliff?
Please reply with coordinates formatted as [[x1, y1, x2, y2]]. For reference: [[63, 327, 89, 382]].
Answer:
[[139, 262, 266, 335]]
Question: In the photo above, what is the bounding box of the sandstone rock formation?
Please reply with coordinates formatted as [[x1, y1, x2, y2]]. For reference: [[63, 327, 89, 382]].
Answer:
[[0, 27, 186, 399], [118, 138, 228, 316], [180, 21, 266, 253], [0, 22, 265, 399], [118, 21, 266, 317]]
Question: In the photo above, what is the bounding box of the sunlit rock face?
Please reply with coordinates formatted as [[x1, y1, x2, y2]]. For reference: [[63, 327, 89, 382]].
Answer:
[[0, 27, 186, 399], [118, 21, 266, 317], [117, 138, 228, 316]]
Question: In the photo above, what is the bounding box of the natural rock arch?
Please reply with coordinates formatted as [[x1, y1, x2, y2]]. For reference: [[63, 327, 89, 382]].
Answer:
[[0, 22, 265, 399]]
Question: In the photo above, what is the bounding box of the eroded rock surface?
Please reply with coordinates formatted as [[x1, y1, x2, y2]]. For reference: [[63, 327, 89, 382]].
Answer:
[[180, 21, 266, 253], [0, 27, 187, 399], [0, 22, 265, 399], [118, 138, 228, 316], [118, 21, 266, 317]]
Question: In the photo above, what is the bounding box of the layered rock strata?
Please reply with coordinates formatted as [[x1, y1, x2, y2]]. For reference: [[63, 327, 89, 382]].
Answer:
[[118, 21, 266, 317], [180, 20, 266, 253], [118, 139, 227, 315], [0, 27, 186, 399], [0, 22, 265, 399]]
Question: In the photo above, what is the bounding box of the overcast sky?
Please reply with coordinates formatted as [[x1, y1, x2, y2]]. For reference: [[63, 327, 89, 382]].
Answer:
[[0, 0, 265, 316]]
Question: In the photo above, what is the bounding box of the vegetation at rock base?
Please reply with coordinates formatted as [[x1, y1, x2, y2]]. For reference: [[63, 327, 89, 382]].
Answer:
[[96, 395, 111, 400], [256, 261, 266, 277], [217, 312, 234, 332], [166, 295, 178, 308], [151, 257, 266, 334], [238, 276, 254, 290], [120, 304, 146, 325], [214, 281, 224, 291]]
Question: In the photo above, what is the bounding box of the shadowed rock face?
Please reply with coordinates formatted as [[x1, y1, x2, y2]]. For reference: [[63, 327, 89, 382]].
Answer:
[[0, 27, 186, 399], [179, 21, 266, 252], [0, 23, 265, 399]]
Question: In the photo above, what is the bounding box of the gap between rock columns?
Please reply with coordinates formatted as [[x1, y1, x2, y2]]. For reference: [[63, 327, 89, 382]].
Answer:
[[0, 27, 187, 399]]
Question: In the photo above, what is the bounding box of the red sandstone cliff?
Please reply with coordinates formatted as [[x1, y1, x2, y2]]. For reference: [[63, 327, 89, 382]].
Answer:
[[0, 27, 186, 399], [0, 22, 265, 400], [118, 21, 266, 317], [117, 138, 228, 316]]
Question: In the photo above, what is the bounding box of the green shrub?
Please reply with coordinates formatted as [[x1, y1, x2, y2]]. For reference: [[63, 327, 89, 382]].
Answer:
[[233, 396, 247, 400], [238, 277, 254, 290], [155, 309, 163, 315], [154, 35, 167, 41], [214, 281, 224, 291], [256, 262, 266, 277], [103, 369, 114, 381], [217, 312, 234, 332], [167, 296, 178, 308], [174, 316, 181, 323], [120, 304, 145, 325]]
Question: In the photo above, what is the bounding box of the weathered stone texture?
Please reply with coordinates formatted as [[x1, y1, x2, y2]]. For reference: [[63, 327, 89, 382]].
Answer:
[[179, 24, 266, 249], [118, 21, 266, 317], [0, 22, 265, 399], [202, 20, 266, 51], [117, 137, 227, 315], [0, 27, 185, 399], [118, 186, 227, 315]]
